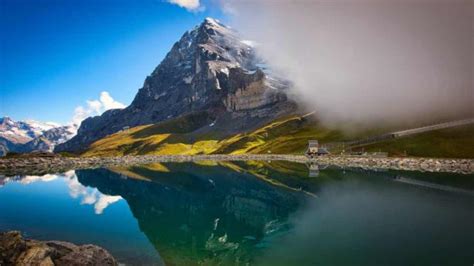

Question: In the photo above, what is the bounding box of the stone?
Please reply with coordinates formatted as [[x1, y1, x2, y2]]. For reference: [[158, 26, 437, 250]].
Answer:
[[0, 231, 27, 265], [0, 231, 117, 266]]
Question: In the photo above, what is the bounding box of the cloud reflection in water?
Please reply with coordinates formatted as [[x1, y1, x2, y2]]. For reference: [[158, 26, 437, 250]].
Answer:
[[17, 170, 122, 215]]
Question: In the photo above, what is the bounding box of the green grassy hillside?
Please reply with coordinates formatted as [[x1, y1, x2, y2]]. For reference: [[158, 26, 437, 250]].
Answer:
[[352, 124, 474, 158], [82, 114, 347, 157], [82, 112, 474, 158]]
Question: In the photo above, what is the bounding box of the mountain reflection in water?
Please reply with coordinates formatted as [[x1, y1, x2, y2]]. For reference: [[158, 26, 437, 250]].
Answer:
[[76, 162, 310, 265], [1, 161, 473, 265]]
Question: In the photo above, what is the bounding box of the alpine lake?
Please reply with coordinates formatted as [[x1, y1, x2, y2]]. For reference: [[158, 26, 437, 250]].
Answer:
[[1, 161, 473, 266]]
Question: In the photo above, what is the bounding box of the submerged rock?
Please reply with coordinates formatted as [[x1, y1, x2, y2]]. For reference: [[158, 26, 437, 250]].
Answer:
[[0, 231, 117, 266]]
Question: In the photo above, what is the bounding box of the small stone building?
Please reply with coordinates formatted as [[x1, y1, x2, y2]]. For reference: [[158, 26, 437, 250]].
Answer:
[[306, 140, 319, 154], [306, 140, 330, 157]]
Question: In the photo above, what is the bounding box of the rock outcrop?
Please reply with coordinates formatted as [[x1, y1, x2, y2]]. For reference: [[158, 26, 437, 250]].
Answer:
[[0, 231, 117, 266], [56, 18, 295, 153]]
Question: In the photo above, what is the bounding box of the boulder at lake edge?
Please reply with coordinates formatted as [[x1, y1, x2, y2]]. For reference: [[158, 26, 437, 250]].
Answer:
[[0, 231, 117, 266]]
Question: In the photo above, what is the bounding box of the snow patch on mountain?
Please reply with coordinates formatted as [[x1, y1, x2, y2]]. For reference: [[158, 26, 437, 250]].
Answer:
[[0, 117, 77, 156], [241, 40, 255, 47]]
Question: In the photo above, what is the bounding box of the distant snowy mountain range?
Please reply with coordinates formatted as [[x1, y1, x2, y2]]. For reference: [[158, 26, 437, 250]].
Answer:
[[0, 117, 76, 156]]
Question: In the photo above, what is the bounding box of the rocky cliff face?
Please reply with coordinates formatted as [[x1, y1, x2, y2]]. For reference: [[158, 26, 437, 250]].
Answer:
[[56, 18, 295, 153]]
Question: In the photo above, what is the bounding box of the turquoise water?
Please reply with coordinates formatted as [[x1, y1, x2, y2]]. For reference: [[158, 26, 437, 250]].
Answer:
[[0, 162, 473, 265]]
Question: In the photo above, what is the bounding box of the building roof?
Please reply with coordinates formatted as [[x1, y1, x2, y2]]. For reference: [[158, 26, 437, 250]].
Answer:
[[308, 140, 319, 147]]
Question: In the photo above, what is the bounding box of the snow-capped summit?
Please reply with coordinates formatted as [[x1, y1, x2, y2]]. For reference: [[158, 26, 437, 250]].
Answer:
[[204, 17, 221, 26], [1, 117, 55, 140], [0, 117, 77, 156]]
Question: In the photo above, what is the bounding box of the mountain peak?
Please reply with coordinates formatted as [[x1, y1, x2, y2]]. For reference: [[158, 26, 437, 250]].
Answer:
[[203, 17, 222, 26], [196, 17, 233, 39], [55, 18, 294, 153], [0, 116, 13, 124]]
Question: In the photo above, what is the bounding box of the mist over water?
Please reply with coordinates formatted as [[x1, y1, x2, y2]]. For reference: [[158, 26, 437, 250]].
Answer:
[[224, 0, 473, 126], [254, 173, 474, 265]]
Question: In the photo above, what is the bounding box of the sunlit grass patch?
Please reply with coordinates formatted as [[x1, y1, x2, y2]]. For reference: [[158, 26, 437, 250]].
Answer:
[[82, 112, 474, 158]]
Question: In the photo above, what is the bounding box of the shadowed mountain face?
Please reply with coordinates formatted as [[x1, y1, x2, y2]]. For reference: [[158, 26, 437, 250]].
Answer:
[[76, 163, 308, 265], [57, 18, 295, 153]]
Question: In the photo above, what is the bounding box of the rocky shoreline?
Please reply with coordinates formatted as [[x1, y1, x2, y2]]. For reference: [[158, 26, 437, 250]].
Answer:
[[0, 154, 473, 176], [0, 231, 117, 266]]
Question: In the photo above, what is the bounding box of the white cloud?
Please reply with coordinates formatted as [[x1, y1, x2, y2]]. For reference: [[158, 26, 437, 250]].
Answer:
[[100, 91, 126, 110], [20, 174, 58, 184], [65, 171, 123, 215], [72, 91, 125, 126], [71, 106, 89, 126], [82, 193, 98, 205], [167, 0, 202, 11], [94, 195, 122, 215], [4, 170, 122, 215], [87, 100, 102, 114]]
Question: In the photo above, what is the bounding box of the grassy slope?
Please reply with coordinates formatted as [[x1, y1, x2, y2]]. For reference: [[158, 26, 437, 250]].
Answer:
[[82, 112, 474, 158], [83, 114, 346, 157], [83, 112, 211, 156], [352, 124, 474, 158], [212, 116, 345, 154]]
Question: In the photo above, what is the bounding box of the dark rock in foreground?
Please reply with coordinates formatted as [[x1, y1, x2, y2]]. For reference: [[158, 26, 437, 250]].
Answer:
[[0, 231, 117, 266]]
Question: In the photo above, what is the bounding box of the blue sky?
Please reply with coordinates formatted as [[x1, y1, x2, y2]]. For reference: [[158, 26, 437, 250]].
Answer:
[[0, 0, 226, 124]]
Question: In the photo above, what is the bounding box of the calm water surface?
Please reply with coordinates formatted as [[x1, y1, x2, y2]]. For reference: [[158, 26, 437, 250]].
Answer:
[[1, 161, 473, 265]]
